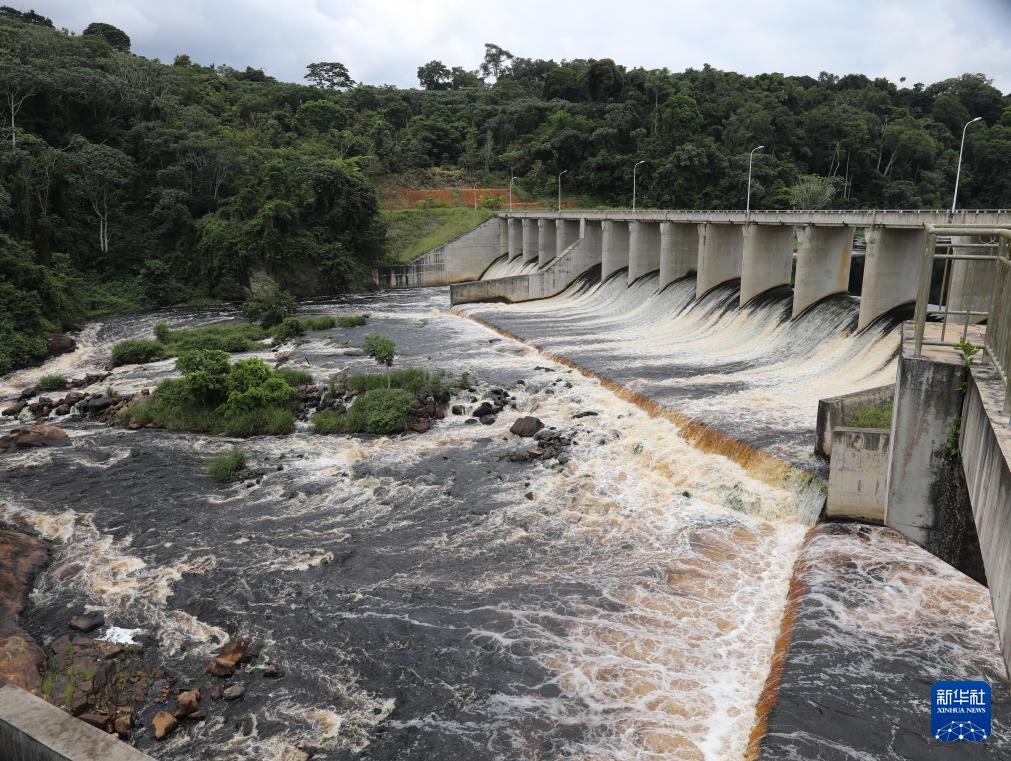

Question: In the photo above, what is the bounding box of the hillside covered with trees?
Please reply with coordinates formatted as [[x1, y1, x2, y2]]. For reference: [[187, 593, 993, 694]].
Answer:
[[2, 6, 1010, 374]]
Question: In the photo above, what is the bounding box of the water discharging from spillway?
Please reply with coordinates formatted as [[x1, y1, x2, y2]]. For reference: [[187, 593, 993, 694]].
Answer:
[[0, 284, 1007, 760]]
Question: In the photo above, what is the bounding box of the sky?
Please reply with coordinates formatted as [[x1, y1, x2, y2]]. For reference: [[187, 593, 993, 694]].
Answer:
[[23, 0, 1011, 93]]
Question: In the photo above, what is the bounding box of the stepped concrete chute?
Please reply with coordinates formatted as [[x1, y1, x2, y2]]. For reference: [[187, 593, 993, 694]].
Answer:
[[858, 226, 925, 330], [522, 218, 539, 263], [508, 218, 522, 259], [538, 218, 557, 266], [696, 222, 744, 298], [629, 221, 662, 283], [793, 225, 854, 317], [602, 220, 631, 280], [556, 219, 580, 260], [740, 223, 795, 305], [659, 222, 699, 289]]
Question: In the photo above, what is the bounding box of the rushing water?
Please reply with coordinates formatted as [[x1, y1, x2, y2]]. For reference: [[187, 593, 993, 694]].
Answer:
[[0, 284, 1007, 760]]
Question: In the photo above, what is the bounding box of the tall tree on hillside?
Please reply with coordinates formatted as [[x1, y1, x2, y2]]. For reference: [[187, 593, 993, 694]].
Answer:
[[70, 139, 133, 254], [306, 61, 354, 91], [0, 37, 48, 149], [417, 60, 452, 90], [83, 22, 131, 52], [480, 43, 513, 81]]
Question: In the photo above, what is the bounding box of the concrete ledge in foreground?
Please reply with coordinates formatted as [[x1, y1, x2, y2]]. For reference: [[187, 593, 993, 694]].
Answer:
[[0, 684, 154, 761]]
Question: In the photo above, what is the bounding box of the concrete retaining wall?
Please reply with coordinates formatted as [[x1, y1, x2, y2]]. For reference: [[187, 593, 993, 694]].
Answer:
[[0, 684, 153, 761], [826, 427, 889, 522], [373, 218, 502, 288], [960, 363, 1011, 681], [815, 384, 894, 458], [450, 228, 602, 305]]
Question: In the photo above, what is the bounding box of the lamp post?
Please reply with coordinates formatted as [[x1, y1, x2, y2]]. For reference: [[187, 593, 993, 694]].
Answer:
[[746, 145, 764, 217], [951, 116, 982, 213], [509, 175, 518, 212], [557, 169, 567, 212], [632, 159, 645, 212]]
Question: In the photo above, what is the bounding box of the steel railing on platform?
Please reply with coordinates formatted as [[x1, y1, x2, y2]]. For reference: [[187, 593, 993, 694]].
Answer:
[[913, 224, 1011, 417]]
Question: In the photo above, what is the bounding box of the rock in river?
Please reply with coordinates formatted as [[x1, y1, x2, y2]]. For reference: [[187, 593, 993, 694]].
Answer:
[[509, 416, 544, 437], [0, 425, 69, 453]]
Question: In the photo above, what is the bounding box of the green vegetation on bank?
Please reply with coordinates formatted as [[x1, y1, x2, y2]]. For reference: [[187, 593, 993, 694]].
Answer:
[[312, 388, 417, 434], [843, 401, 894, 429], [341, 368, 465, 402], [37, 374, 69, 391], [337, 315, 369, 328], [207, 450, 248, 481], [4, 6, 1010, 376], [124, 352, 297, 436], [382, 208, 495, 263]]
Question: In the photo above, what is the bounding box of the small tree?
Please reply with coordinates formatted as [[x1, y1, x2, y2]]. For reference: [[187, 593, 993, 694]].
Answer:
[[362, 334, 396, 387], [83, 22, 131, 52]]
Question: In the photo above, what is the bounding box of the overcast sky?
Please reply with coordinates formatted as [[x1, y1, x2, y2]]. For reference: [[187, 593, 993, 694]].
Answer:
[[24, 0, 1011, 93]]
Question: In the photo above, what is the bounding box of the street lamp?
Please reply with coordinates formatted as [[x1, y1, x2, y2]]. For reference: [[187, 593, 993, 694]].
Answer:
[[509, 175, 518, 212], [632, 160, 645, 212], [746, 145, 764, 217], [951, 116, 983, 213], [557, 169, 568, 212]]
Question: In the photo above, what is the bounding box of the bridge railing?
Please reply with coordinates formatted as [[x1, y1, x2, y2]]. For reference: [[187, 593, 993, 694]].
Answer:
[[913, 224, 1011, 417]]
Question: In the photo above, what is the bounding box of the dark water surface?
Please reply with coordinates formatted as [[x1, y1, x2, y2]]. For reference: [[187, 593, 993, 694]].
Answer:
[[0, 286, 1007, 760]]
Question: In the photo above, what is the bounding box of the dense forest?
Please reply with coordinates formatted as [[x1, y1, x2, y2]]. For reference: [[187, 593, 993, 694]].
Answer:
[[2, 6, 1010, 374]]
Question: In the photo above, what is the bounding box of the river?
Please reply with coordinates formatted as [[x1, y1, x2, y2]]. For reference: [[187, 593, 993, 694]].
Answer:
[[0, 283, 1007, 760]]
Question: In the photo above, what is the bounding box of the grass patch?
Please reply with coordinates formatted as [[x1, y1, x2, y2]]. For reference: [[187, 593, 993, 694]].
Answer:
[[276, 367, 313, 387], [300, 316, 337, 331], [207, 450, 247, 482], [156, 322, 269, 352], [111, 339, 167, 367], [337, 314, 369, 328], [381, 208, 494, 263], [341, 368, 468, 402], [312, 388, 417, 434], [37, 374, 69, 391], [843, 401, 893, 429]]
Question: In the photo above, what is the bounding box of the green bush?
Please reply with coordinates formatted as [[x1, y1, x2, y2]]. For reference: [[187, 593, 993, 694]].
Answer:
[[314, 388, 417, 434], [37, 374, 69, 391], [122, 357, 297, 437], [276, 367, 313, 387], [154, 323, 171, 342], [272, 316, 305, 343], [336, 314, 369, 328], [111, 339, 167, 367], [243, 289, 297, 328], [207, 450, 247, 482]]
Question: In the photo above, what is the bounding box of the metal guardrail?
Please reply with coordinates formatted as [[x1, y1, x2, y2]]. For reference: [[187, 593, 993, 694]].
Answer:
[[913, 225, 1011, 417]]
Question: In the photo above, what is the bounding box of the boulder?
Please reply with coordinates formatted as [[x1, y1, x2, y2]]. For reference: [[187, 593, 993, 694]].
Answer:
[[114, 711, 133, 737], [2, 401, 26, 416], [152, 711, 177, 740], [509, 417, 544, 437], [79, 395, 116, 415], [451, 405, 465, 416], [472, 402, 497, 418], [46, 333, 77, 356], [408, 419, 431, 433], [263, 663, 283, 678], [223, 684, 245, 701], [205, 637, 250, 677], [69, 613, 104, 633], [0, 425, 69, 453], [174, 688, 201, 718], [478, 415, 496, 426], [573, 410, 599, 418]]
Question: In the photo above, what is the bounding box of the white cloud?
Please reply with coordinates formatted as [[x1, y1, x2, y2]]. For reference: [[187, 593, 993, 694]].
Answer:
[[26, 0, 1011, 92]]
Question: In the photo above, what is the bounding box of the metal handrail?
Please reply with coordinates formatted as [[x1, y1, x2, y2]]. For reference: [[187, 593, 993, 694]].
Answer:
[[913, 225, 1011, 416]]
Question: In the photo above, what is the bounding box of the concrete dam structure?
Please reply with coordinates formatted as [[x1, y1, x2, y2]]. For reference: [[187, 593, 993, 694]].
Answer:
[[377, 207, 1011, 696]]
